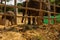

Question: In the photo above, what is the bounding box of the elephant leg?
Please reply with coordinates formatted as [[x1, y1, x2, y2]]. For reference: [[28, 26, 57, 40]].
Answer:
[[21, 14, 24, 23], [28, 12, 31, 24], [11, 19, 15, 25], [28, 17, 31, 24], [32, 17, 35, 25], [21, 17, 24, 23], [11, 17, 15, 25]]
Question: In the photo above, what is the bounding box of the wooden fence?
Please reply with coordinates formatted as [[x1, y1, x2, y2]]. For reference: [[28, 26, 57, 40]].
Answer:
[[0, 0, 60, 26]]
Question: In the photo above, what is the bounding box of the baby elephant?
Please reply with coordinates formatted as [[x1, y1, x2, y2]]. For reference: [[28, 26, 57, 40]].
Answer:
[[2, 11, 15, 25]]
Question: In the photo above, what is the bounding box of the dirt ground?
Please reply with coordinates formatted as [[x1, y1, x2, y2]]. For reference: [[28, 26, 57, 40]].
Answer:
[[0, 13, 60, 40], [0, 24, 60, 40]]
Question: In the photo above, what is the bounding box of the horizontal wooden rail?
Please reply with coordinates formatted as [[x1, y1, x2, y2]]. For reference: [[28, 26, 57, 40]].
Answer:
[[0, 5, 59, 15], [0, 13, 57, 19]]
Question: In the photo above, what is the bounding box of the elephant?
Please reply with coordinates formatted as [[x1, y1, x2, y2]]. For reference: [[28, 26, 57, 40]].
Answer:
[[21, 0, 51, 25], [2, 11, 15, 25]]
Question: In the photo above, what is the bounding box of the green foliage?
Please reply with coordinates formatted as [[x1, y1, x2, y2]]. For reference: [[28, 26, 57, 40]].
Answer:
[[56, 14, 60, 23], [17, 3, 23, 6], [17, 3, 23, 12], [50, 0, 60, 5], [6, 7, 14, 11], [50, 0, 55, 3], [0, 3, 23, 12]]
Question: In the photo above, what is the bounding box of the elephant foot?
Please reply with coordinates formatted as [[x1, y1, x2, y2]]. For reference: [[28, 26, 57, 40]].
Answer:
[[21, 20, 24, 23], [27, 22, 31, 25], [32, 23, 36, 25], [27, 23, 36, 25], [27, 23, 31, 25]]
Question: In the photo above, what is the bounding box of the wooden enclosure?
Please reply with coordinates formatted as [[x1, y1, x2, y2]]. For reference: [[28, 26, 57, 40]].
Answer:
[[0, 0, 60, 26]]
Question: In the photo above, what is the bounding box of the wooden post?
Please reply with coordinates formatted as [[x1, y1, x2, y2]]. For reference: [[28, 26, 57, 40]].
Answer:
[[4, 0, 7, 26], [4, 0, 6, 13], [1, 0, 3, 12], [37, 0, 43, 25], [24, 0, 28, 24], [44, 0, 51, 25], [54, 1, 56, 24], [14, 0, 17, 25]]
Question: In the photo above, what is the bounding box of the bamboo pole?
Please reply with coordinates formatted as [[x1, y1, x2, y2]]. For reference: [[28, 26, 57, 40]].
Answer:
[[54, 1, 56, 24]]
